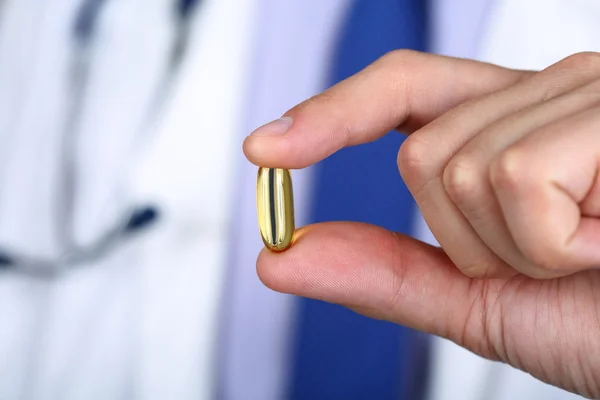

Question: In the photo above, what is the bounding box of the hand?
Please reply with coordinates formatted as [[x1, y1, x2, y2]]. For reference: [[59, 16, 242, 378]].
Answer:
[[243, 50, 600, 398]]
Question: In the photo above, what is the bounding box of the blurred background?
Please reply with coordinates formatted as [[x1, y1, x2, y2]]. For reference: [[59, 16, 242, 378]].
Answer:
[[0, 0, 598, 399]]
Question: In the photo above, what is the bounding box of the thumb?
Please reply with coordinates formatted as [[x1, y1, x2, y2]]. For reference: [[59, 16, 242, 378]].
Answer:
[[244, 50, 530, 169], [257, 222, 495, 354]]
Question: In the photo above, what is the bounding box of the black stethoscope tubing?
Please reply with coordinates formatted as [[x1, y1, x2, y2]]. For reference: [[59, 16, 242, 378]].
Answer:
[[0, 0, 202, 278]]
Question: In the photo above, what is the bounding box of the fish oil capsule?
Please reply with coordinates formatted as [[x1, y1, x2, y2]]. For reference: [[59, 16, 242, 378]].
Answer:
[[257, 167, 295, 252]]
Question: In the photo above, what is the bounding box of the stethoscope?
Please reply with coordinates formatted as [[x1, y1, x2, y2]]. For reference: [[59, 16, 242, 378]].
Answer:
[[0, 0, 202, 278]]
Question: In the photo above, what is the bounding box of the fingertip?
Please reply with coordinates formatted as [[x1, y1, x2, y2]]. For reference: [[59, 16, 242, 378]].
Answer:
[[243, 116, 304, 168], [256, 247, 279, 290], [241, 135, 262, 166], [242, 135, 277, 167], [566, 217, 600, 272], [256, 225, 313, 293], [242, 133, 301, 168]]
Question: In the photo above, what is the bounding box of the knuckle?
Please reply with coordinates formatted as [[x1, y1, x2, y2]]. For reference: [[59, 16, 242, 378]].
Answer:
[[375, 50, 419, 89], [378, 49, 420, 68], [489, 149, 530, 192], [397, 135, 434, 187], [443, 156, 482, 204], [375, 50, 422, 89], [557, 51, 600, 72]]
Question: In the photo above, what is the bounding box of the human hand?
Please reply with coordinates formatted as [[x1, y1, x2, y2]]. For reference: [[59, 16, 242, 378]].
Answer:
[[243, 51, 600, 398]]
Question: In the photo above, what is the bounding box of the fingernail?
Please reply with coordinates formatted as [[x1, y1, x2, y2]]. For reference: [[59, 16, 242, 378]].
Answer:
[[250, 116, 293, 137]]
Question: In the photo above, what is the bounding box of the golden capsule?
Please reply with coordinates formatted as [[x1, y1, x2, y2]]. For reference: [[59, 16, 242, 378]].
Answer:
[[256, 167, 295, 252]]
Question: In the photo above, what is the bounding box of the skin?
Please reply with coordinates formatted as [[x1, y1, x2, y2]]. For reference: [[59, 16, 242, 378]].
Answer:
[[243, 50, 600, 398]]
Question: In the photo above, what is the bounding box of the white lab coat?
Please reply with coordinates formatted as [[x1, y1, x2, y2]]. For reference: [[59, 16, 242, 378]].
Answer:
[[0, 0, 257, 399]]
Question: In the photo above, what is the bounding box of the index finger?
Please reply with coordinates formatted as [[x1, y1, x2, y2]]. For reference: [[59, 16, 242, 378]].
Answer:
[[243, 50, 530, 169]]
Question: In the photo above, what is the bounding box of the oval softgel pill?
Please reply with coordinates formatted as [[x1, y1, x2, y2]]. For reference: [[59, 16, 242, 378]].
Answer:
[[257, 167, 295, 252]]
